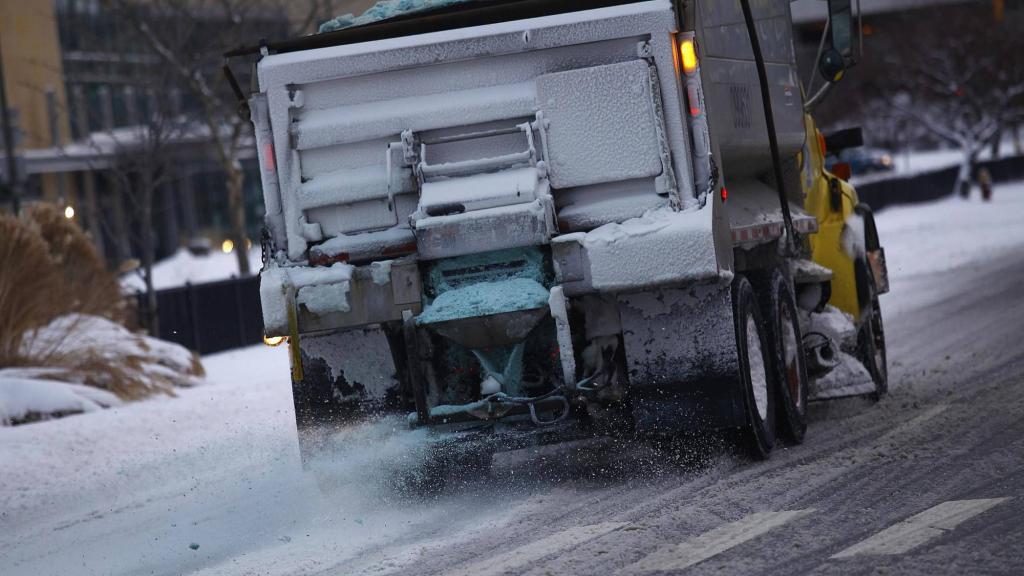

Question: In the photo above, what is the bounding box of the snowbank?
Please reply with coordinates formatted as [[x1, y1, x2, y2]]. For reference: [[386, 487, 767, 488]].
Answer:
[[121, 248, 262, 293], [1, 314, 203, 425], [0, 376, 122, 426]]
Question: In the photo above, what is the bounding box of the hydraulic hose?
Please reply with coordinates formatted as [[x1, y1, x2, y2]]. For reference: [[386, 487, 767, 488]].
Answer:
[[738, 0, 796, 251]]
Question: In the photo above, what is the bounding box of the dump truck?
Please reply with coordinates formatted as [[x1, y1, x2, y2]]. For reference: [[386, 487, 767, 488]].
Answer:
[[226, 0, 889, 476]]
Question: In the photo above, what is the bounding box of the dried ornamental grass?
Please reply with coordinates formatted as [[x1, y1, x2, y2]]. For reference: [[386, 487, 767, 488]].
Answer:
[[0, 207, 204, 422], [24, 204, 127, 322], [20, 315, 204, 400], [0, 212, 64, 367]]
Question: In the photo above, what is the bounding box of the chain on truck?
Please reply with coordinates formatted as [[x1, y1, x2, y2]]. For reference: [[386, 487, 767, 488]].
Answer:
[[225, 0, 889, 489]]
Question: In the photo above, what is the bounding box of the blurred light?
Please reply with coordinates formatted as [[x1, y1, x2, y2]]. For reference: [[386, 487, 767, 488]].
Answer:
[[64, 205, 75, 219], [687, 84, 701, 117], [263, 335, 287, 347], [680, 39, 698, 74], [245, 238, 253, 250], [261, 142, 276, 171], [832, 162, 853, 182], [221, 239, 235, 254], [880, 154, 893, 167]]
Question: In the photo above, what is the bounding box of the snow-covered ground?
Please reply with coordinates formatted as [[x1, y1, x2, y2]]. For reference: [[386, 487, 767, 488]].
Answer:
[[0, 315, 202, 425], [2, 182, 1023, 576], [878, 182, 1024, 317], [121, 248, 262, 292]]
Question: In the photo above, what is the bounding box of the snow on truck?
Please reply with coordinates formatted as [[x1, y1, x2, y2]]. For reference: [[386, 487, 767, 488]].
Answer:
[[225, 0, 889, 477]]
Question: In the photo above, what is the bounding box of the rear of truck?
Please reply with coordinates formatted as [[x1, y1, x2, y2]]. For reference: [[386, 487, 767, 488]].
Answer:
[[245, 0, 859, 462]]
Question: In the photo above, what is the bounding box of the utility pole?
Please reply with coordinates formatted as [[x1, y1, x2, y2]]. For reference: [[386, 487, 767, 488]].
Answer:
[[0, 29, 22, 215]]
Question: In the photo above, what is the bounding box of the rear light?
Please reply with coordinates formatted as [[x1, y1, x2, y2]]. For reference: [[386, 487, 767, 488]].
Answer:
[[262, 141, 276, 172], [687, 84, 702, 117], [831, 162, 852, 182], [721, 187, 729, 202], [680, 39, 699, 75]]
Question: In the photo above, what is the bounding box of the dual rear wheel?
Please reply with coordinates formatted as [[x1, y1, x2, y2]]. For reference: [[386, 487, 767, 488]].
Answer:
[[732, 272, 809, 460]]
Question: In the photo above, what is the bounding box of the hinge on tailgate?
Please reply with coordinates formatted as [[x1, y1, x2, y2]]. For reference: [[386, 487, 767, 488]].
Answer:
[[637, 40, 653, 60], [401, 130, 419, 167]]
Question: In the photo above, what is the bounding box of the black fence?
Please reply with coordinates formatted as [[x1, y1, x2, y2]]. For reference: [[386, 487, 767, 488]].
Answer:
[[855, 166, 960, 211], [978, 153, 1024, 183], [856, 153, 1024, 212], [140, 153, 1024, 356], [136, 275, 263, 355]]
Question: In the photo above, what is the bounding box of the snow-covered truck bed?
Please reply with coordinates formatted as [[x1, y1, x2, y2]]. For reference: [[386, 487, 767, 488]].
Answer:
[[230, 0, 889, 470]]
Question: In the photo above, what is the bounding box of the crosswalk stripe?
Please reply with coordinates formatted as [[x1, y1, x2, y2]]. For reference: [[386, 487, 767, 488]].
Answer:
[[616, 509, 815, 574], [832, 498, 1012, 558], [444, 521, 628, 576]]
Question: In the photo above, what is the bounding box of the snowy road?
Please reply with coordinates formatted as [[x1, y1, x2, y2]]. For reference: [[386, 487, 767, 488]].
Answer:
[[3, 184, 1024, 575]]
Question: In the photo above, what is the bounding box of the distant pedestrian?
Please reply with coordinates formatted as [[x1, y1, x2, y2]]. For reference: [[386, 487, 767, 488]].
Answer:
[[977, 167, 993, 202]]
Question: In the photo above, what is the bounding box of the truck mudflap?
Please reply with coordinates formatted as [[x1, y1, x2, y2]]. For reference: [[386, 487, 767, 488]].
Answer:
[[292, 326, 408, 426], [618, 283, 748, 434]]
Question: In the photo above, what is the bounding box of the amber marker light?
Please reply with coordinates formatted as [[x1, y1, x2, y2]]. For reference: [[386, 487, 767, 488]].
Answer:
[[263, 335, 287, 347], [680, 39, 698, 75]]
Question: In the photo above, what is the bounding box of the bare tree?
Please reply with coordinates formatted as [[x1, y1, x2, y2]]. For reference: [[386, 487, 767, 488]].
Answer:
[[100, 87, 188, 336], [106, 0, 297, 277], [867, 6, 1024, 193]]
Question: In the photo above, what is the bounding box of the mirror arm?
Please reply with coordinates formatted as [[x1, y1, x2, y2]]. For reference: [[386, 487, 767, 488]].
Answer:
[[804, 81, 835, 112], [806, 13, 831, 97], [857, 0, 863, 62]]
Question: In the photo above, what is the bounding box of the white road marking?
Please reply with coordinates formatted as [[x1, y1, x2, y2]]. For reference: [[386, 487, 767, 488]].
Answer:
[[617, 509, 815, 574], [444, 521, 627, 576], [832, 498, 1012, 558]]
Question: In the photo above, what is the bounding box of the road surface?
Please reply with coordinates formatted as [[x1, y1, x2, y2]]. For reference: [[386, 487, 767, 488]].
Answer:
[[2, 186, 1023, 575]]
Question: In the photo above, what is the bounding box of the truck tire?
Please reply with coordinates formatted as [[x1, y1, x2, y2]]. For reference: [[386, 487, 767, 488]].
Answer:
[[732, 276, 776, 459], [758, 269, 809, 444], [855, 260, 888, 399]]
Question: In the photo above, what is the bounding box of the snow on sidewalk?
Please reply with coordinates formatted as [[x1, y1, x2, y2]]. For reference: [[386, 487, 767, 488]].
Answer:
[[0, 345, 293, 528], [873, 181, 1024, 319], [0, 345, 478, 576], [121, 247, 262, 292], [875, 181, 1024, 281]]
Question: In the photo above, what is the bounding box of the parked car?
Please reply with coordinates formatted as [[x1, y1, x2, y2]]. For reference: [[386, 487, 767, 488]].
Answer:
[[828, 147, 895, 175]]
